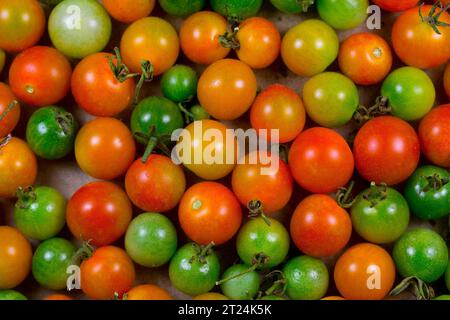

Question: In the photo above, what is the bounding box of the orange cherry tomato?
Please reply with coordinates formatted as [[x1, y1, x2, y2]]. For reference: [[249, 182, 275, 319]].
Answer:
[[43, 294, 73, 300], [71, 53, 135, 117], [290, 195, 352, 258], [178, 182, 242, 245], [102, 0, 155, 23], [197, 59, 257, 120], [81, 246, 136, 300], [120, 17, 179, 75], [194, 293, 229, 300], [126, 284, 173, 300], [334, 243, 396, 300], [0, 226, 32, 289], [0, 136, 37, 198], [75, 117, 136, 180], [0, 83, 20, 138], [338, 32, 393, 85], [321, 296, 346, 300], [180, 11, 230, 65], [250, 84, 306, 143], [444, 63, 450, 100]]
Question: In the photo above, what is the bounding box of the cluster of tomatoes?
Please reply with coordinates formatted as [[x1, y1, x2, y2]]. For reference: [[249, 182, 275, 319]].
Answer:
[[0, 0, 450, 301]]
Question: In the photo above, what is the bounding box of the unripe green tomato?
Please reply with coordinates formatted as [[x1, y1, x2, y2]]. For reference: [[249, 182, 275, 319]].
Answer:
[[317, 0, 369, 30], [191, 105, 210, 121], [220, 264, 260, 300], [161, 65, 198, 103], [0, 290, 27, 300], [210, 0, 263, 19], [159, 0, 206, 16]]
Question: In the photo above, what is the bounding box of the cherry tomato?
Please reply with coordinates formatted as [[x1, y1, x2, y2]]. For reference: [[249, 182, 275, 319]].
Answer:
[[126, 284, 173, 300], [81, 246, 135, 300], [317, 0, 368, 30], [75, 117, 136, 180], [232, 152, 293, 214], [290, 195, 352, 258], [180, 11, 230, 65], [334, 243, 396, 300], [159, 0, 206, 16], [0, 226, 32, 290], [194, 293, 228, 300], [392, 5, 450, 69], [121, 17, 179, 75], [0, 290, 27, 300], [102, 0, 155, 23], [0, 137, 37, 198], [338, 32, 393, 86], [372, 0, 419, 12], [444, 63, 450, 100], [198, 59, 257, 120], [270, 0, 306, 13], [161, 65, 198, 103], [67, 181, 132, 246], [9, 46, 72, 107], [288, 127, 354, 194], [419, 104, 450, 168], [219, 264, 260, 300], [281, 20, 339, 77], [210, 0, 263, 18], [43, 294, 73, 300], [72, 53, 135, 117], [354, 116, 420, 185], [0, 0, 45, 53], [321, 296, 345, 300], [0, 83, 20, 138], [179, 182, 242, 245]]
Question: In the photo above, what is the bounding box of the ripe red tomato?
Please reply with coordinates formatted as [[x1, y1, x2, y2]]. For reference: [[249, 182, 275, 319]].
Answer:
[[354, 116, 420, 185], [178, 182, 242, 245], [125, 154, 186, 213], [81, 246, 135, 300], [126, 284, 173, 300], [75, 117, 136, 180], [0, 83, 20, 138], [9, 46, 72, 107], [290, 195, 352, 258], [180, 11, 230, 65], [250, 84, 306, 143], [232, 152, 293, 214], [102, 0, 155, 23], [67, 181, 132, 246], [419, 104, 450, 168], [338, 32, 392, 85], [71, 53, 135, 117], [444, 63, 450, 100], [371, 0, 419, 12], [288, 127, 354, 194]]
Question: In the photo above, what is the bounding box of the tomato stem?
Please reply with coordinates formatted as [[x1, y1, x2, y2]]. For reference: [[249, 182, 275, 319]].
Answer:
[[354, 96, 391, 125], [248, 200, 272, 226], [0, 100, 18, 122], [390, 276, 435, 300], [259, 270, 287, 298], [178, 102, 195, 124], [140, 125, 158, 164], [134, 60, 154, 105], [219, 17, 241, 50], [15, 186, 37, 209], [55, 111, 75, 136], [71, 240, 94, 266], [108, 47, 138, 83], [422, 173, 449, 192], [419, 1, 450, 35], [363, 182, 388, 208], [190, 242, 216, 264], [336, 181, 356, 208], [216, 253, 269, 286]]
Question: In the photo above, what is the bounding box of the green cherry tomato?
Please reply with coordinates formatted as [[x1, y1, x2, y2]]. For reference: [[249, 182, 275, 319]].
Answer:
[[404, 166, 450, 221], [219, 264, 260, 300], [191, 105, 210, 121], [14, 186, 66, 241], [381, 67, 435, 121], [169, 243, 220, 296], [161, 65, 198, 103], [26, 106, 78, 160], [446, 263, 450, 292], [125, 213, 178, 268], [236, 217, 290, 269], [317, 0, 369, 30], [351, 184, 410, 244], [393, 228, 448, 283], [270, 0, 311, 13], [210, 0, 263, 19], [48, 0, 112, 59], [435, 295, 450, 300], [159, 0, 206, 16], [0, 290, 27, 300], [0, 49, 5, 73], [283, 256, 329, 300], [32, 238, 76, 290], [303, 72, 359, 128]]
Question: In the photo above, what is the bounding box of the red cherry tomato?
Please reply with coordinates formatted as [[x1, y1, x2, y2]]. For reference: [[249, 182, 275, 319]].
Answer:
[[0, 83, 20, 138], [371, 0, 419, 12], [102, 0, 155, 23], [354, 116, 420, 185], [67, 181, 132, 246]]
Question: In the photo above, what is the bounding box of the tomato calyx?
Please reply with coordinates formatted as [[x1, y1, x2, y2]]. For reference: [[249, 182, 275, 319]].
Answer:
[[257, 270, 287, 299], [136, 125, 172, 164], [248, 200, 272, 226], [362, 182, 388, 208], [15, 186, 37, 209], [71, 240, 95, 266], [0, 100, 18, 122], [216, 253, 269, 286], [219, 17, 241, 50], [421, 173, 449, 192], [296, 0, 315, 12], [189, 242, 216, 265], [336, 181, 356, 209], [419, 1, 450, 35], [55, 110, 76, 136], [390, 276, 435, 300], [354, 96, 391, 125]]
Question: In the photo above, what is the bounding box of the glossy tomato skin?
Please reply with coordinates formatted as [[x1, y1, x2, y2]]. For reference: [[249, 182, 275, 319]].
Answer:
[[288, 127, 354, 194], [121, 17, 179, 75], [75, 117, 136, 180], [419, 104, 450, 168], [303, 72, 359, 128], [72, 53, 135, 117], [102, 0, 155, 23], [161, 65, 198, 103], [26, 106, 78, 160], [392, 5, 450, 69], [381, 67, 435, 121], [317, 0, 368, 30], [0, 137, 37, 198], [49, 0, 112, 59], [281, 20, 339, 77], [125, 155, 185, 213], [393, 228, 448, 282], [270, 0, 305, 13], [0, 290, 27, 300], [0, 0, 45, 53], [179, 182, 242, 245], [159, 0, 206, 16], [66, 181, 132, 246], [210, 0, 263, 18], [290, 195, 352, 258], [354, 116, 420, 185], [220, 264, 260, 300], [9, 46, 72, 107], [198, 59, 257, 120], [0, 83, 20, 138], [444, 63, 450, 100], [338, 32, 393, 85], [125, 213, 178, 268], [372, 0, 419, 12], [126, 284, 173, 300], [81, 246, 136, 300]]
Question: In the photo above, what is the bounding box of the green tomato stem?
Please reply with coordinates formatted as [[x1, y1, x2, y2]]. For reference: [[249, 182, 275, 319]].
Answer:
[[422, 173, 449, 192], [190, 242, 216, 264], [248, 200, 272, 226], [419, 1, 450, 35], [216, 253, 268, 286], [15, 186, 37, 210], [363, 182, 388, 208], [71, 240, 95, 266], [390, 276, 435, 300], [353, 96, 391, 125], [336, 181, 356, 208]]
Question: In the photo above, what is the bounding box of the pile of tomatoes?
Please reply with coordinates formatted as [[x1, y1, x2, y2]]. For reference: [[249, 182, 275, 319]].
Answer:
[[0, 0, 450, 301]]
